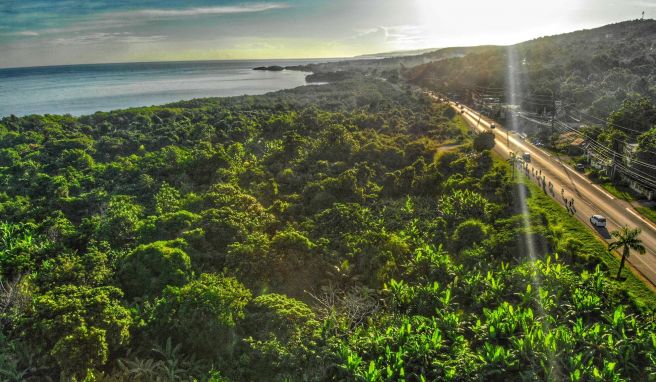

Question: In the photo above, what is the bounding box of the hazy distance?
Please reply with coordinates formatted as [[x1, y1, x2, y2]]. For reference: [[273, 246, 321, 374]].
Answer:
[[1, 0, 654, 68]]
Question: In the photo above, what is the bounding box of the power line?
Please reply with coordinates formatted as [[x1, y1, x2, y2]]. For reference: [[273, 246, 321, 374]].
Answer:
[[554, 119, 656, 166], [551, 123, 656, 184], [567, 107, 653, 135]]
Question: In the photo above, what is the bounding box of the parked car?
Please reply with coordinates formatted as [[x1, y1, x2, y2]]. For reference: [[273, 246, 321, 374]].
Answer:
[[590, 215, 606, 227], [522, 152, 531, 162], [490, 123, 496, 129], [575, 163, 585, 172]]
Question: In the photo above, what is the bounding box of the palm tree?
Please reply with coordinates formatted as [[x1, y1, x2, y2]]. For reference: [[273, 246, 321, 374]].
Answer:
[[608, 226, 645, 280]]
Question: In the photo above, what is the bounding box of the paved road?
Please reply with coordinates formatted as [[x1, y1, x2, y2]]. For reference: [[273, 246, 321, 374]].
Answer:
[[440, 97, 656, 286]]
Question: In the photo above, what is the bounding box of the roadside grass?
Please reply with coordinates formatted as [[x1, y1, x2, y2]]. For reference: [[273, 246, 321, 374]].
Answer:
[[518, 145, 656, 224], [437, 107, 471, 147], [597, 182, 656, 226], [635, 206, 656, 225], [453, 113, 472, 136], [524, 177, 656, 312], [601, 182, 635, 202], [487, 136, 655, 312]]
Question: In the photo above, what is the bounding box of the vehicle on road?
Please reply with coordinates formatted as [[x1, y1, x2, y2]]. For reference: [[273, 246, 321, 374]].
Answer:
[[575, 163, 585, 172], [590, 215, 607, 227], [490, 123, 496, 129], [522, 152, 531, 162], [518, 133, 527, 140]]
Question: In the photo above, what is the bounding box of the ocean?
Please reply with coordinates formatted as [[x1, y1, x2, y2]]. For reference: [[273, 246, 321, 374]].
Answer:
[[0, 59, 322, 117]]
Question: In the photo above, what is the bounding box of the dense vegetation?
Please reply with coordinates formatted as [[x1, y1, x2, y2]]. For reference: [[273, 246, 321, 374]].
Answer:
[[1, 77, 655, 381], [407, 20, 656, 116], [401, 20, 656, 202]]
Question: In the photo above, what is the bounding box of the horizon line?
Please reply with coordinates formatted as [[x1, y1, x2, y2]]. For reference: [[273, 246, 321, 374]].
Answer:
[[0, 57, 353, 71]]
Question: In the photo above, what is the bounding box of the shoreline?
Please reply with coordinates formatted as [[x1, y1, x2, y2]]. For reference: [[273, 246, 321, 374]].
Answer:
[[0, 60, 319, 118]]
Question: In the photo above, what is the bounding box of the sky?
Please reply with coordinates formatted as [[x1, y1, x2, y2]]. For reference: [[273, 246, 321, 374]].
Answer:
[[1, 0, 654, 68]]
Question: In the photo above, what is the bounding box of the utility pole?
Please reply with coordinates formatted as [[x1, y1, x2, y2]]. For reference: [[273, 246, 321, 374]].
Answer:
[[550, 96, 556, 148], [550, 117, 555, 148]]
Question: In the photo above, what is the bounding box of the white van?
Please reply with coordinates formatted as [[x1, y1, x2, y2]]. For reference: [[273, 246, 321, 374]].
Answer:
[[590, 215, 606, 227]]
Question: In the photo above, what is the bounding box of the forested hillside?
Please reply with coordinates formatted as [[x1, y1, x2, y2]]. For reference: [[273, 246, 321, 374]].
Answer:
[[407, 19, 656, 116], [404, 20, 656, 197], [1, 78, 655, 381]]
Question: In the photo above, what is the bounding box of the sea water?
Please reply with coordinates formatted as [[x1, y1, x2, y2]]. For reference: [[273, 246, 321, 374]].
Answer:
[[0, 59, 320, 117]]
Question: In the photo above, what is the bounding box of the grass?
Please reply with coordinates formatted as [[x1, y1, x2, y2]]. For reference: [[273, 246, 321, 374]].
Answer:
[[453, 113, 473, 136], [635, 206, 656, 225], [487, 133, 655, 312], [524, 177, 656, 312], [601, 182, 635, 202]]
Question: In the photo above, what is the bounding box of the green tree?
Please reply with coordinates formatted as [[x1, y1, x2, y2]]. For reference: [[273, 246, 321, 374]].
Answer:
[[608, 97, 656, 135], [35, 246, 112, 291], [118, 240, 192, 300], [148, 274, 252, 359], [438, 189, 492, 227], [473, 131, 496, 152], [608, 226, 646, 279], [30, 285, 132, 380], [236, 294, 320, 380], [93, 195, 144, 248], [154, 183, 181, 215], [452, 219, 489, 251], [0, 222, 41, 279]]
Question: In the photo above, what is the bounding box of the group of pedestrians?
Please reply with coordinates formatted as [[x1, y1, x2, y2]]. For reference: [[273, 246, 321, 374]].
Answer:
[[519, 162, 576, 214]]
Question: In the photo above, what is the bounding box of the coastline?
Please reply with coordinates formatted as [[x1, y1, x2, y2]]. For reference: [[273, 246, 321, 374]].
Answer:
[[0, 59, 322, 118]]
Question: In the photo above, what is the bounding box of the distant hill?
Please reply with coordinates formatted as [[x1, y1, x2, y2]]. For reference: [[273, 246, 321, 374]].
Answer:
[[286, 46, 490, 79], [406, 19, 656, 116], [355, 47, 442, 59]]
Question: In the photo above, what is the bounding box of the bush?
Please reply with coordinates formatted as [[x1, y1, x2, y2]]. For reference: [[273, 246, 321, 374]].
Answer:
[[148, 274, 252, 359], [118, 240, 192, 300]]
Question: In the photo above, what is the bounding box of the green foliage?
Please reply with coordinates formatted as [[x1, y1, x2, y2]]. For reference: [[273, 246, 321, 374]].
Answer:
[[118, 240, 192, 300], [451, 219, 489, 250], [91, 195, 144, 248], [29, 285, 132, 379], [408, 20, 656, 115], [0, 222, 41, 279], [35, 246, 112, 290], [439, 189, 493, 227], [154, 182, 181, 215], [148, 273, 252, 359], [235, 294, 320, 380], [473, 132, 496, 152], [0, 76, 653, 381]]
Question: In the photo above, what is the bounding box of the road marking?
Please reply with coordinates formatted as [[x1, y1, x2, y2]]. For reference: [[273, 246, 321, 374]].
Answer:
[[591, 184, 616, 200], [564, 165, 592, 184], [440, 97, 656, 284], [626, 207, 656, 230], [539, 150, 551, 158]]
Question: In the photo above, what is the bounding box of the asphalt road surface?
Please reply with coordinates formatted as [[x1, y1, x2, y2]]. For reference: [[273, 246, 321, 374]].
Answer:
[[439, 97, 656, 287]]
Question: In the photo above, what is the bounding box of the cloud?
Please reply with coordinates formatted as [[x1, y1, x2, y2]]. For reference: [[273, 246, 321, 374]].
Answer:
[[2, 2, 289, 39], [11, 31, 40, 36], [52, 32, 167, 45], [346, 25, 434, 50], [633, 1, 656, 8], [121, 3, 289, 18]]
